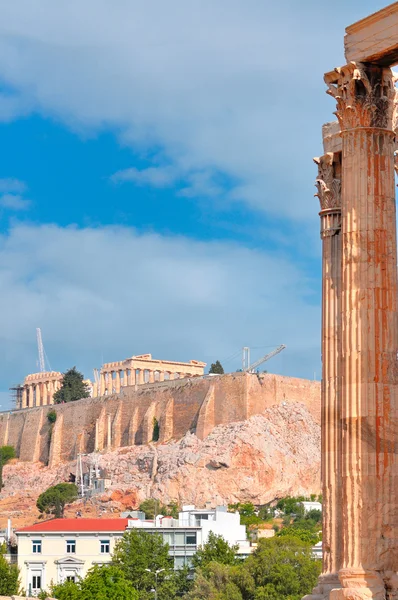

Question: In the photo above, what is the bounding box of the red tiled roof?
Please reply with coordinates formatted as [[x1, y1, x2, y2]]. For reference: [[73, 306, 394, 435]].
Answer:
[[17, 518, 129, 534]]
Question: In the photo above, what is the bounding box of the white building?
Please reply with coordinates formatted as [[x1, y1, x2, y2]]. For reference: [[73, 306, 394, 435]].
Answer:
[[127, 504, 250, 567], [15, 506, 248, 595], [301, 501, 322, 514], [16, 518, 129, 596]]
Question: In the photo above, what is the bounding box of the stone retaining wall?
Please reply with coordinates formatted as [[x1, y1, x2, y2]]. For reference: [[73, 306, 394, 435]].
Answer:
[[0, 373, 320, 466]]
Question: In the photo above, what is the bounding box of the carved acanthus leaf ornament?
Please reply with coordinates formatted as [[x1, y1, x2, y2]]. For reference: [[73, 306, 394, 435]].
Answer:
[[324, 62, 397, 131], [314, 153, 341, 211]]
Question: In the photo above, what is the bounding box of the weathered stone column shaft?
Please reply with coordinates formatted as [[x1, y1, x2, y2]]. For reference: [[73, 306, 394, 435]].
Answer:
[[340, 125, 398, 572], [320, 208, 342, 579]]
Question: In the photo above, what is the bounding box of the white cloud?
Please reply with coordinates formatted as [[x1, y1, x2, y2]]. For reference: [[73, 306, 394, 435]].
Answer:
[[111, 166, 178, 188], [0, 223, 320, 411], [0, 193, 30, 210], [0, 178, 26, 194], [0, 0, 386, 221]]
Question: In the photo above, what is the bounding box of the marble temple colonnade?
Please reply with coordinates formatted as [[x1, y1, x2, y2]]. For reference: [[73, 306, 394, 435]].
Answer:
[[21, 372, 63, 409], [98, 354, 206, 396]]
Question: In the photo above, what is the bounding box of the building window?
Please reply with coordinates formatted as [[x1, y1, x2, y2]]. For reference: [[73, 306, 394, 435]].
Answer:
[[32, 574, 42, 591], [32, 540, 42, 553], [66, 540, 76, 553], [100, 540, 110, 553], [174, 556, 185, 569], [66, 576, 75, 582], [186, 532, 197, 545]]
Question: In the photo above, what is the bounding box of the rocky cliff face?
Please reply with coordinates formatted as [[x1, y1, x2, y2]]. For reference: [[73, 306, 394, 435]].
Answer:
[[0, 402, 320, 528]]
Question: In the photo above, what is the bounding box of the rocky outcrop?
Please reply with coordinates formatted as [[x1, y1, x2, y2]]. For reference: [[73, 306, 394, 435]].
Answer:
[[0, 373, 321, 466], [0, 403, 320, 528]]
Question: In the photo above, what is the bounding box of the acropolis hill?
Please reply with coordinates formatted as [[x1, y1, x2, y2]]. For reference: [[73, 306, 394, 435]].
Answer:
[[0, 371, 320, 467]]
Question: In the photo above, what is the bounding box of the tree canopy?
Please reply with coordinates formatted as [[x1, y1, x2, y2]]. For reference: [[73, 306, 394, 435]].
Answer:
[[191, 532, 238, 573], [0, 445, 16, 489], [36, 482, 78, 518], [209, 361, 224, 374], [49, 565, 138, 600], [139, 498, 179, 520], [112, 529, 189, 600], [0, 546, 20, 595], [187, 535, 320, 600], [228, 502, 263, 527], [53, 367, 90, 404]]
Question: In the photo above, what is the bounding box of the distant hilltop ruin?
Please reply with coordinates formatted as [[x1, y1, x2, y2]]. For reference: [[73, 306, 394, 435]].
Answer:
[[0, 372, 320, 468], [12, 353, 206, 409]]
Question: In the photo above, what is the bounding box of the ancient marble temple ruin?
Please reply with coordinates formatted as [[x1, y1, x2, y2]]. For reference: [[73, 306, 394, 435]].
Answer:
[[305, 3, 398, 599]]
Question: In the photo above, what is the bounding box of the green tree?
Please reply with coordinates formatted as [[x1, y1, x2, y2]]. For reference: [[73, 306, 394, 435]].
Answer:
[[112, 529, 176, 599], [50, 565, 138, 600], [276, 496, 305, 517], [245, 535, 321, 600], [0, 548, 20, 595], [186, 561, 259, 600], [53, 367, 90, 404], [229, 502, 262, 527], [47, 410, 57, 424], [0, 445, 16, 489], [152, 417, 160, 442], [36, 482, 78, 518], [191, 532, 238, 573], [258, 505, 272, 521], [306, 509, 322, 524], [46, 579, 81, 600], [139, 498, 179, 520], [185, 562, 245, 600], [277, 526, 319, 545], [209, 361, 224, 375]]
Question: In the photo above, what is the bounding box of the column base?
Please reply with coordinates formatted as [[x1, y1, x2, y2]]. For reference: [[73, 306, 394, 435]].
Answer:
[[303, 573, 341, 600], [330, 569, 390, 600]]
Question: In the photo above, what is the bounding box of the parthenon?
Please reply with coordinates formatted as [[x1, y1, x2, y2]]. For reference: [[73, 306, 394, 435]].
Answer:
[[97, 354, 206, 396], [16, 354, 206, 409]]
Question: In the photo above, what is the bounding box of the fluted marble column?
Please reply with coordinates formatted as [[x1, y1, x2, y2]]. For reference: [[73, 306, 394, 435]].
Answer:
[[149, 371, 155, 383], [22, 387, 27, 409], [42, 382, 48, 406], [35, 384, 41, 406], [48, 380, 54, 404], [115, 370, 121, 393], [304, 153, 342, 600], [325, 63, 398, 599], [128, 368, 136, 386], [106, 372, 113, 395], [28, 385, 34, 407], [100, 372, 106, 396], [159, 372, 165, 382], [138, 370, 144, 385]]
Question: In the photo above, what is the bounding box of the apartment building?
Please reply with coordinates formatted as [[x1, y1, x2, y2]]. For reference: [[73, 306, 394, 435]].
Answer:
[[16, 505, 249, 596]]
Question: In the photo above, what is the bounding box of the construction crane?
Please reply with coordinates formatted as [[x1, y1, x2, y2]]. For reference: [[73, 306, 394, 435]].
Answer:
[[36, 328, 46, 372], [244, 344, 286, 373], [93, 368, 100, 387], [36, 328, 51, 372]]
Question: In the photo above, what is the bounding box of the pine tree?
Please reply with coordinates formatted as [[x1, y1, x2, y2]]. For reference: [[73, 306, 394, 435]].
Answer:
[[0, 446, 16, 489], [209, 360, 224, 374], [53, 367, 90, 404]]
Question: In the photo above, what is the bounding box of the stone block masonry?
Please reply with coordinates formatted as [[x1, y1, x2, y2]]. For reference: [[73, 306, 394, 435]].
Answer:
[[0, 373, 320, 467]]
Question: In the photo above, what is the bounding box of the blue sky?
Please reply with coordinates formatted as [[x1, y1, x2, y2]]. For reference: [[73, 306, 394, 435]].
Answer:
[[0, 0, 391, 411]]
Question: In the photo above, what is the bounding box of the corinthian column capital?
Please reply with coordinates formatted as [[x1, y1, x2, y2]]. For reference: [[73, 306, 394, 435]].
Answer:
[[324, 62, 396, 131], [314, 153, 341, 239], [314, 153, 341, 211]]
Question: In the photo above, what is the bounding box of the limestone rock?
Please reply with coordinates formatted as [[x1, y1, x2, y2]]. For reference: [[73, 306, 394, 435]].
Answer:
[[0, 403, 320, 527]]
